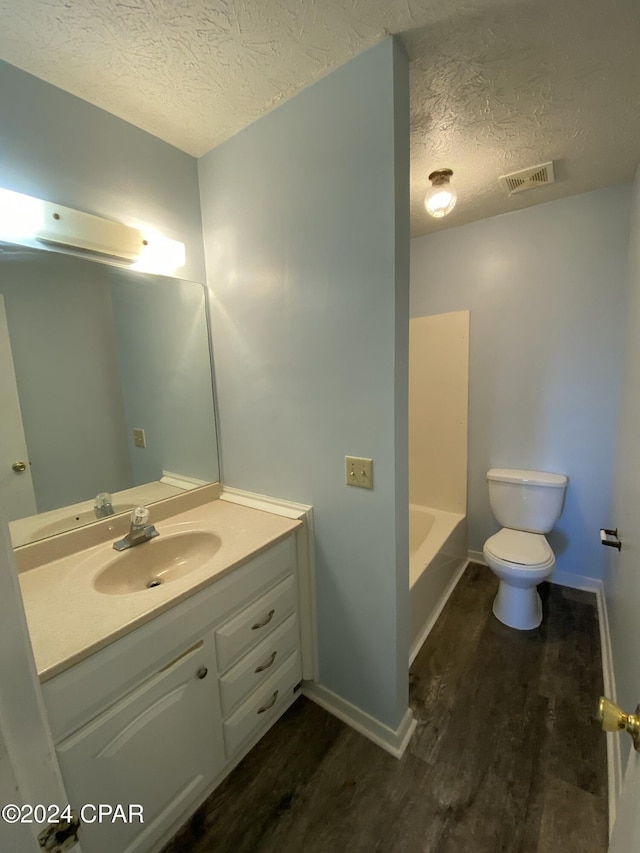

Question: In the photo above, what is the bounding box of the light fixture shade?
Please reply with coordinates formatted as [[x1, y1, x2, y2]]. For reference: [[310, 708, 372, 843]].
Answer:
[[36, 202, 145, 261], [0, 187, 186, 273], [424, 168, 457, 218]]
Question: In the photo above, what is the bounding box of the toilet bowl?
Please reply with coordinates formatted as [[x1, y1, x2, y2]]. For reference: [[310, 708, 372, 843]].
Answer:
[[483, 469, 568, 630], [483, 529, 555, 629]]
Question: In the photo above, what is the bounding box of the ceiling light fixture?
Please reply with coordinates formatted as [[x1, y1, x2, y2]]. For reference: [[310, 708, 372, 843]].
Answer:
[[424, 168, 457, 218]]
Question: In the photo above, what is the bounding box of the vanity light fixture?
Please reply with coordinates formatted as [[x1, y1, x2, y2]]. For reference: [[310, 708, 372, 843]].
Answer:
[[0, 188, 143, 261], [36, 201, 145, 262], [0, 187, 185, 272], [424, 168, 457, 218]]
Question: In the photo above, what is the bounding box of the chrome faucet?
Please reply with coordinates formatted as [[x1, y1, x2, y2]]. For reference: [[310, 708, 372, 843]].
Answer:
[[94, 492, 115, 519], [113, 506, 159, 551]]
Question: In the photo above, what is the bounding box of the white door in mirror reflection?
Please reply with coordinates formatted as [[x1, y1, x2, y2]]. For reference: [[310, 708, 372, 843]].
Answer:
[[0, 295, 36, 521]]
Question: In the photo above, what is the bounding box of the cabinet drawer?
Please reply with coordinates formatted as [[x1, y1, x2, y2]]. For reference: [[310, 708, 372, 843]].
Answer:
[[215, 574, 296, 672], [222, 651, 301, 759], [219, 613, 299, 717]]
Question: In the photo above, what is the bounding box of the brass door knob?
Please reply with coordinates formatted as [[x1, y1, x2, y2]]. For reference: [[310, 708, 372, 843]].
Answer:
[[597, 696, 640, 751], [12, 461, 27, 473]]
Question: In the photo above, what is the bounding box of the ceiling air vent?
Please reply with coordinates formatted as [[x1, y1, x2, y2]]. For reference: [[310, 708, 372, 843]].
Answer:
[[499, 161, 555, 195]]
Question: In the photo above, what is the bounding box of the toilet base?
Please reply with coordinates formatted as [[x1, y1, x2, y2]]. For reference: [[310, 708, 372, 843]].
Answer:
[[492, 581, 543, 630]]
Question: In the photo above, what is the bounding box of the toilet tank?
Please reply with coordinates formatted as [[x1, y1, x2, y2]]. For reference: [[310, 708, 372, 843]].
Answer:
[[487, 468, 568, 533]]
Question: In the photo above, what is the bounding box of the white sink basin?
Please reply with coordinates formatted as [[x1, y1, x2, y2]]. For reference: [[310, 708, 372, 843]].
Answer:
[[93, 531, 222, 595]]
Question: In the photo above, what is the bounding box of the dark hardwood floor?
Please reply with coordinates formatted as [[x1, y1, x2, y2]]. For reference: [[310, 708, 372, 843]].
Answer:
[[162, 563, 608, 853]]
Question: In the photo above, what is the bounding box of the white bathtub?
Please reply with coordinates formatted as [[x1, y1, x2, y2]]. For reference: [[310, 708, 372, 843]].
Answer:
[[409, 504, 467, 663]]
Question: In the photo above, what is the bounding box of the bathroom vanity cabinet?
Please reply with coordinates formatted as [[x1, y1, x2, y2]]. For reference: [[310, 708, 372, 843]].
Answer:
[[40, 533, 302, 853]]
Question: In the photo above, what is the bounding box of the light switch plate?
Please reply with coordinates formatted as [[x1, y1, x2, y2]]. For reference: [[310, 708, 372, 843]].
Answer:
[[133, 428, 146, 448], [345, 456, 373, 489]]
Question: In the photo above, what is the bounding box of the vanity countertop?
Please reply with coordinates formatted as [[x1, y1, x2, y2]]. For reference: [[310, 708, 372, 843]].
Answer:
[[19, 499, 301, 682]]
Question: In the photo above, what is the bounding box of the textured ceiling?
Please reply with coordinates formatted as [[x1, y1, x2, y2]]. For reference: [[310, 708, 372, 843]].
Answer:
[[406, 0, 640, 234], [0, 0, 639, 236]]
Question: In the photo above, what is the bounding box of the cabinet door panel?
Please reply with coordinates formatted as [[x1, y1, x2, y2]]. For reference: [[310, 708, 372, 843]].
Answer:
[[57, 637, 223, 853]]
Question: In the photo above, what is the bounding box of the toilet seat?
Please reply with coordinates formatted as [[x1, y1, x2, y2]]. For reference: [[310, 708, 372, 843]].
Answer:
[[484, 528, 554, 569]]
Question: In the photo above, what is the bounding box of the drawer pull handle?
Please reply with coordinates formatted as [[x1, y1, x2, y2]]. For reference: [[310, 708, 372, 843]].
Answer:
[[196, 666, 208, 680], [257, 690, 279, 714], [255, 651, 277, 673], [252, 609, 275, 631]]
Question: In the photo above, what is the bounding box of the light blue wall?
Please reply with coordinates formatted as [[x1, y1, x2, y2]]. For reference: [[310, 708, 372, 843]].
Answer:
[[0, 60, 206, 284], [411, 185, 632, 580], [199, 38, 410, 729]]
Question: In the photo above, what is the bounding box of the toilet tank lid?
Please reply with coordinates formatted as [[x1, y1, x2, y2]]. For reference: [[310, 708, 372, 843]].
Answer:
[[487, 468, 568, 488]]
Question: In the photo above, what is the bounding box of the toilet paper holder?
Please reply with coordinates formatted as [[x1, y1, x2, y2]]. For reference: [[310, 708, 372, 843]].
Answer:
[[600, 528, 622, 551]]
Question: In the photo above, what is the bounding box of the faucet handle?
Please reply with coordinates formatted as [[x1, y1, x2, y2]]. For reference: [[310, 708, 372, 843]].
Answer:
[[95, 492, 113, 509], [131, 506, 150, 527]]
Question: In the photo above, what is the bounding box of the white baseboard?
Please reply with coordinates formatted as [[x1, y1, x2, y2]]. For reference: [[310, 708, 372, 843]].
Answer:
[[467, 549, 486, 565], [409, 559, 468, 665], [302, 681, 416, 759], [550, 569, 601, 593]]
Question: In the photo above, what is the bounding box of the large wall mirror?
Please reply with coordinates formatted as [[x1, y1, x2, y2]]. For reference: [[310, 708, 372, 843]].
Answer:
[[0, 240, 219, 547]]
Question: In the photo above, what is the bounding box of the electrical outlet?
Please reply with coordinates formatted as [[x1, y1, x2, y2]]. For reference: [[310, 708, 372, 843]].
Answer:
[[133, 428, 146, 448], [345, 456, 373, 489]]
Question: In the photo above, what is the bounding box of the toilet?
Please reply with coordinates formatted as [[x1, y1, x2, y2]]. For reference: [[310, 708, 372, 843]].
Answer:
[[483, 468, 568, 630]]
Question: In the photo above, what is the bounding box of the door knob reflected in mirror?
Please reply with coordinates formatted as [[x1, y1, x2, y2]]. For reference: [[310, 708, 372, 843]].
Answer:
[[597, 696, 640, 751], [11, 461, 27, 473]]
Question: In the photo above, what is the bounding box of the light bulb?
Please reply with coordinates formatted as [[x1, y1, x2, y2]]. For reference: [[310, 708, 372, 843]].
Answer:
[[0, 188, 45, 240], [424, 169, 457, 218]]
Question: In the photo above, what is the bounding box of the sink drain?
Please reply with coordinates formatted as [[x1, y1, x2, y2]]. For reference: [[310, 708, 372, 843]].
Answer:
[[146, 578, 162, 589]]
